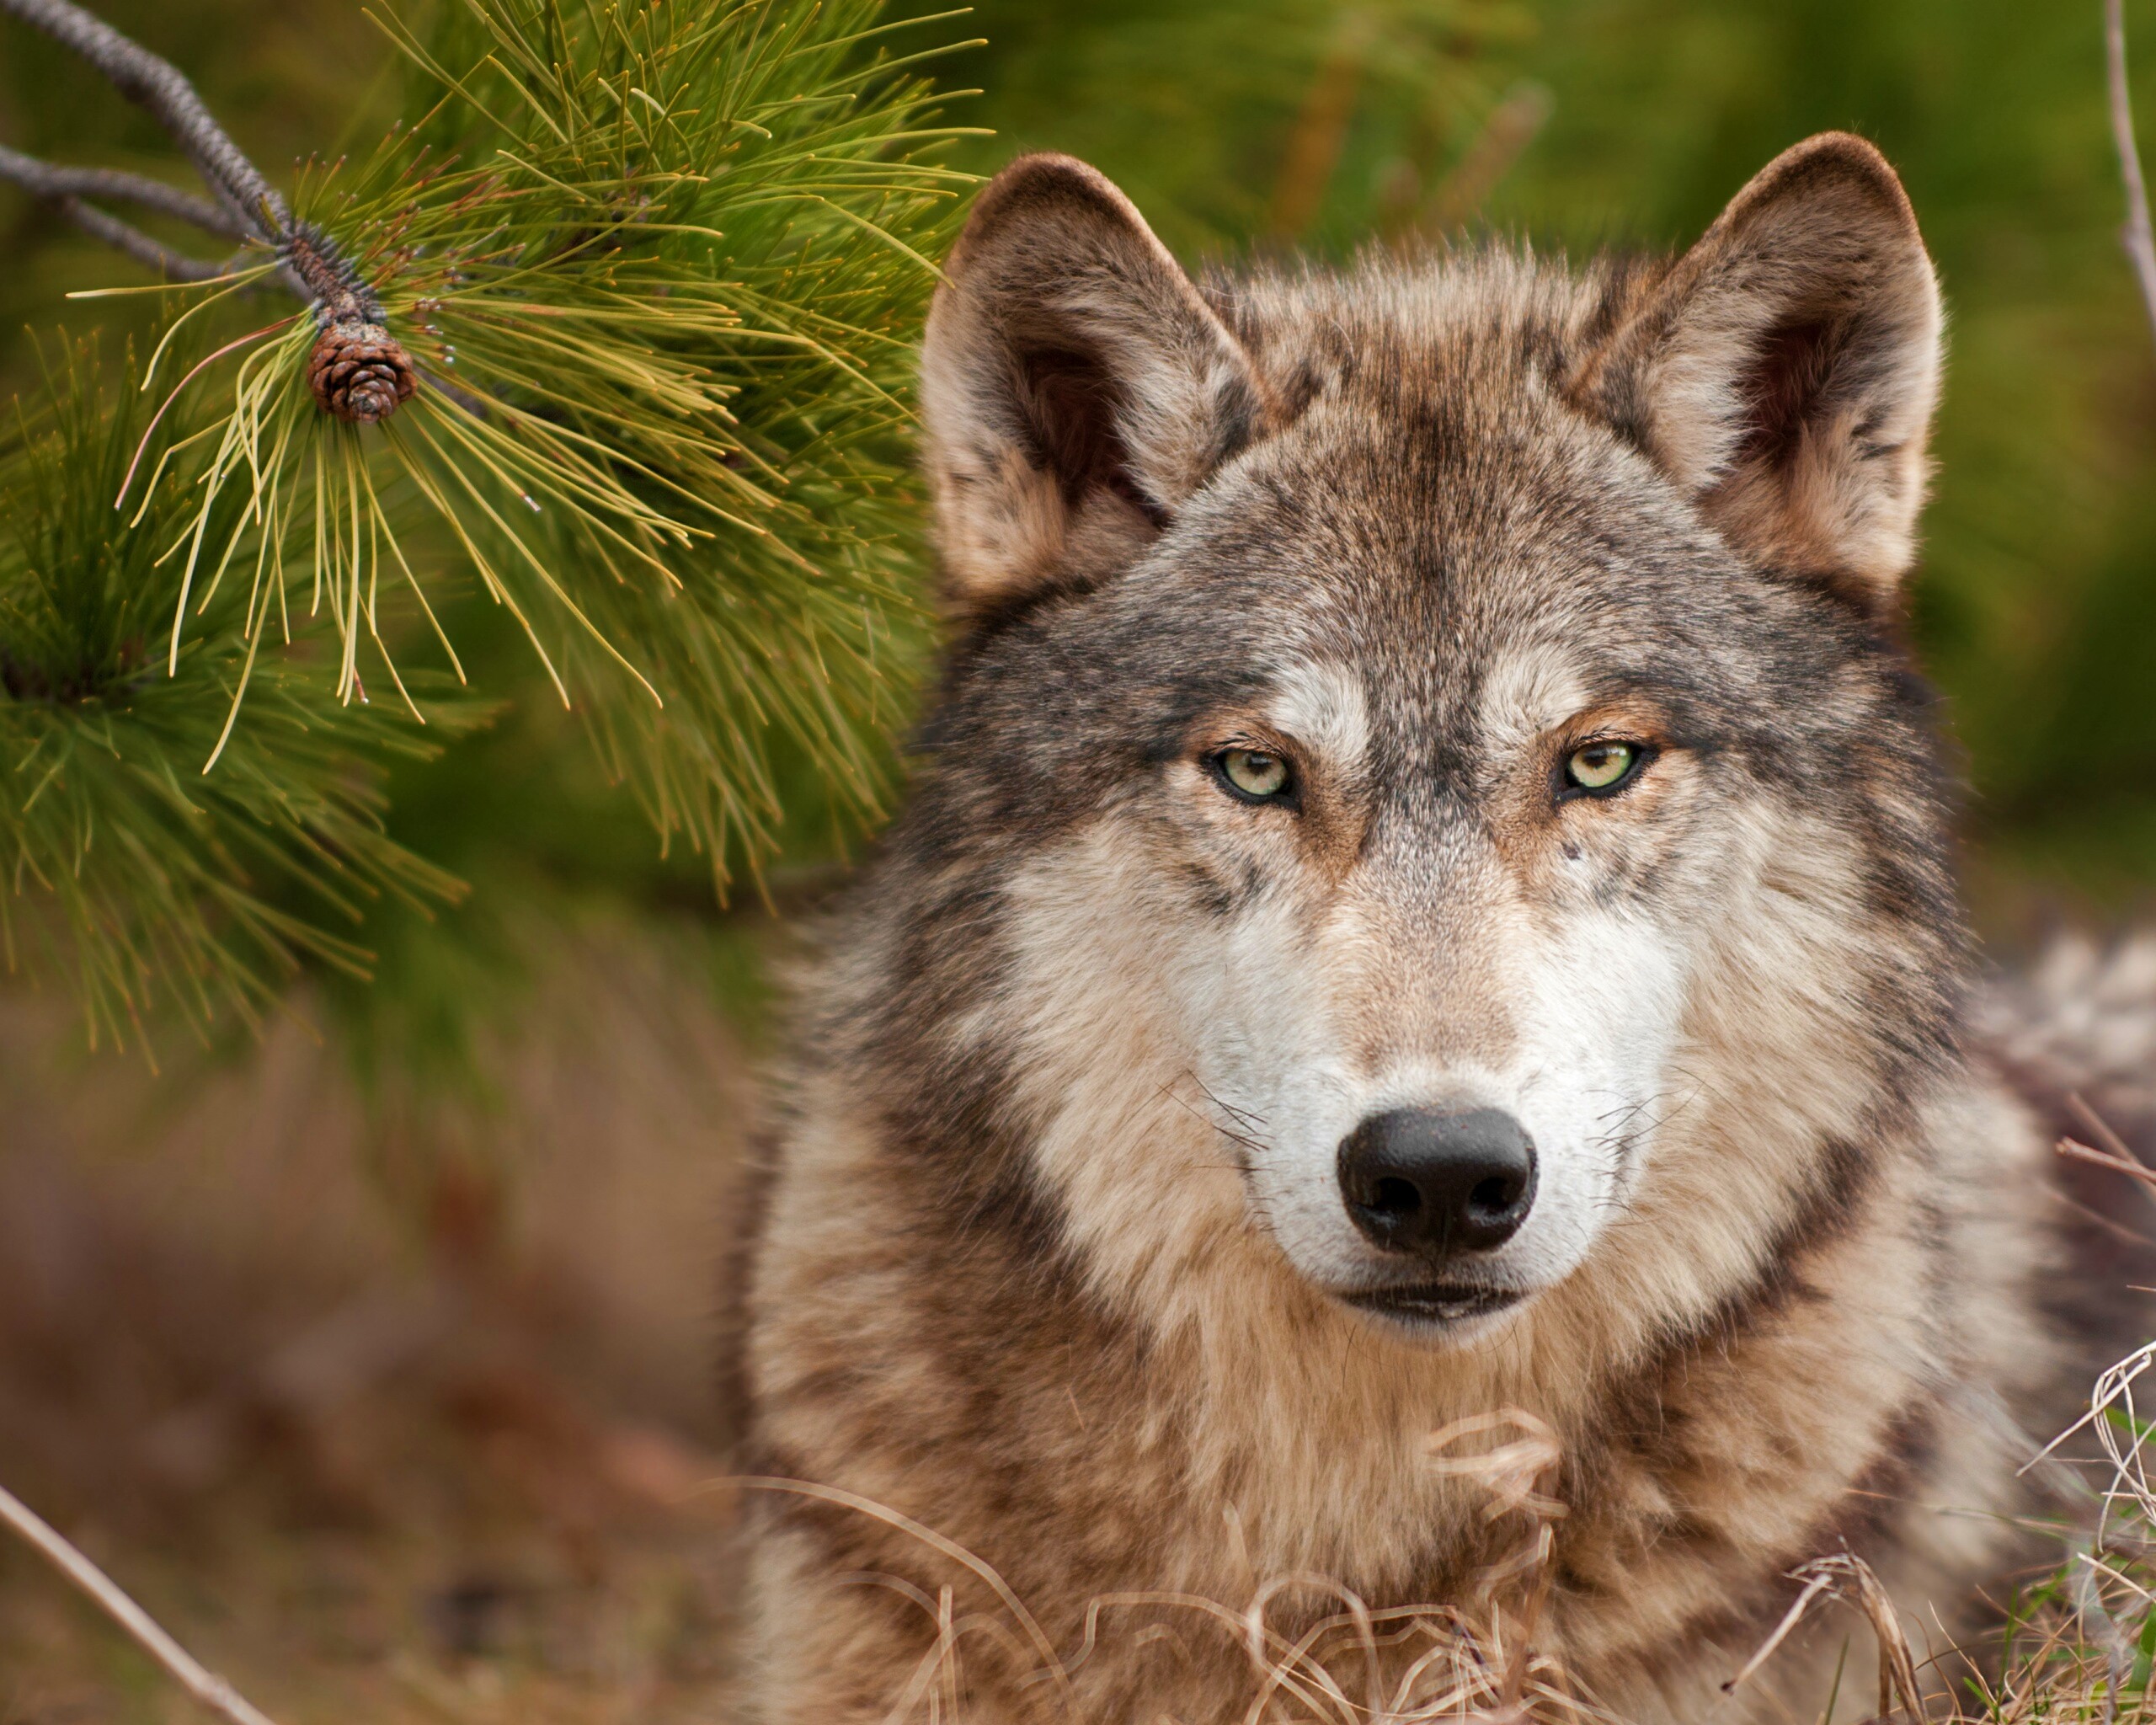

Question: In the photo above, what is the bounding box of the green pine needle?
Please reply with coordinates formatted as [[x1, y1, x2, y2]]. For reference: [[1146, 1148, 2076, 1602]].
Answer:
[[120, 0, 975, 886], [0, 339, 472, 1060]]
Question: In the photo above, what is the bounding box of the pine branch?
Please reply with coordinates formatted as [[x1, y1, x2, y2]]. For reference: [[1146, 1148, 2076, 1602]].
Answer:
[[0, 0, 399, 329], [0, 142, 245, 235], [1, 339, 470, 1056], [0, 1480, 282, 1725], [0, 0, 287, 240], [89, 0, 970, 881], [30, 188, 236, 280], [3, 0, 974, 1033], [2107, 0, 2156, 346]]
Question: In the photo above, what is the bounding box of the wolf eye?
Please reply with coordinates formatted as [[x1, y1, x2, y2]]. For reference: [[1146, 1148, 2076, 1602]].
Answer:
[[1214, 748, 1293, 802], [1563, 740, 1643, 795]]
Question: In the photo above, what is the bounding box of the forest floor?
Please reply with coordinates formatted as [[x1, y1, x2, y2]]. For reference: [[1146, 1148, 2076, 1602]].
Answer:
[[0, 921, 760, 1725]]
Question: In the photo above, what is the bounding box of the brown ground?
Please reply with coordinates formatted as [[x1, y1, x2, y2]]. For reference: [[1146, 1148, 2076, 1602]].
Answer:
[[0, 919, 762, 1724]]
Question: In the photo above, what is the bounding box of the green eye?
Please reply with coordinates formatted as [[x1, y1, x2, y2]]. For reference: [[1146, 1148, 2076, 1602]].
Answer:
[[1564, 740, 1641, 794], [1217, 748, 1292, 801]]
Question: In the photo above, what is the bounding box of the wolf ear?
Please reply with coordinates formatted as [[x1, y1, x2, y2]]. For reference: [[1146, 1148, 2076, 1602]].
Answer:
[[1576, 132, 1943, 598], [920, 154, 1268, 617]]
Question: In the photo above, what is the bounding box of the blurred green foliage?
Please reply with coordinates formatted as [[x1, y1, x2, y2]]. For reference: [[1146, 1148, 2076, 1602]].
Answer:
[[3, 0, 2153, 1093]]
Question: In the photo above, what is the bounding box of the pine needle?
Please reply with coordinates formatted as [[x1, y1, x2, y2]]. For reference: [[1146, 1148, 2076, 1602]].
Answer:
[[104, 0, 967, 885]]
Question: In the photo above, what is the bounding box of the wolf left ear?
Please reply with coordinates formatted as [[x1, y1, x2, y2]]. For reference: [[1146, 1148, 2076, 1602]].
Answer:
[[1575, 132, 1943, 599], [920, 154, 1268, 618]]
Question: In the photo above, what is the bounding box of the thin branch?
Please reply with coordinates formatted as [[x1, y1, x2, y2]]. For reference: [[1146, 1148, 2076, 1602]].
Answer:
[[0, 1478, 284, 1725], [0, 142, 245, 235], [45, 192, 236, 279], [0, 0, 287, 240], [2108, 0, 2156, 344], [0, 0, 399, 325]]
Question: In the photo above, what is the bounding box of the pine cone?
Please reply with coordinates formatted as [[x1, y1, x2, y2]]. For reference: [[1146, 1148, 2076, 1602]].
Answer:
[[307, 318, 418, 424]]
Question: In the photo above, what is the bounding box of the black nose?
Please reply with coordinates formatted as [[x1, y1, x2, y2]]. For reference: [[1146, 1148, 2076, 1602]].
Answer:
[[1337, 1108, 1537, 1258]]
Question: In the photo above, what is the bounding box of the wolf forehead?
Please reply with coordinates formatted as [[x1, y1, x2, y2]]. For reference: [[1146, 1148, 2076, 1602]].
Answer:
[[929, 280, 1898, 788], [919, 134, 1944, 765]]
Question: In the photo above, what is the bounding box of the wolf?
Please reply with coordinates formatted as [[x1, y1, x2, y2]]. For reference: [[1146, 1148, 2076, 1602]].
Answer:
[[736, 132, 2156, 1722]]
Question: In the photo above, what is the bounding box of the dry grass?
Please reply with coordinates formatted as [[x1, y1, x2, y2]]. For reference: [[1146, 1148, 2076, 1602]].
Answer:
[[734, 1373, 2156, 1725], [732, 1413, 1594, 1724]]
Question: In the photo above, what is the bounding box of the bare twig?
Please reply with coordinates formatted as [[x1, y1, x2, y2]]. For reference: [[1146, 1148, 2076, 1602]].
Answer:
[[2060, 1135, 2156, 1187], [0, 142, 244, 234], [2071, 1092, 2150, 1170], [0, 1479, 283, 1725], [39, 194, 237, 280], [0, 0, 376, 314], [0, 0, 286, 239], [0, 0, 431, 416], [2108, 0, 2156, 344]]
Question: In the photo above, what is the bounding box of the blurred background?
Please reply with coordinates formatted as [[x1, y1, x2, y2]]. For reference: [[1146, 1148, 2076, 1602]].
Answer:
[[3, 0, 2153, 1718]]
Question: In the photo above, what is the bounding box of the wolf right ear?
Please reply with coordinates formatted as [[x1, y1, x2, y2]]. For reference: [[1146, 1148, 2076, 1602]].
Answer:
[[1574, 132, 1944, 601], [920, 155, 1268, 618]]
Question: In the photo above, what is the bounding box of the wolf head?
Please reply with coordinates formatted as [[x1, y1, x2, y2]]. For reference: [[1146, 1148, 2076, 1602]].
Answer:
[[867, 135, 1965, 1353]]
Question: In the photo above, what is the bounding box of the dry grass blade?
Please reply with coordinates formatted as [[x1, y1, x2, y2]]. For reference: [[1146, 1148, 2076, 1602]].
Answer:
[[1724, 1551, 1926, 1723], [2108, 0, 2156, 344], [1425, 1408, 1566, 1715], [733, 1435, 1595, 1725], [2068, 1343, 2156, 1539], [1425, 1409, 1566, 1529], [734, 1475, 1079, 1717], [0, 1479, 282, 1725], [2003, 1337, 2156, 1725]]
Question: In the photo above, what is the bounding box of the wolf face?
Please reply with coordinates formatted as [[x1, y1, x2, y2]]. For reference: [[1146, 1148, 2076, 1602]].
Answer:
[[888, 137, 1960, 1353], [940, 419, 1739, 1337]]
